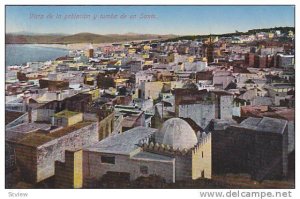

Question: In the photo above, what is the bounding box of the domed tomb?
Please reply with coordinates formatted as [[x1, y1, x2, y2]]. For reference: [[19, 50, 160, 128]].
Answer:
[[155, 118, 198, 150]]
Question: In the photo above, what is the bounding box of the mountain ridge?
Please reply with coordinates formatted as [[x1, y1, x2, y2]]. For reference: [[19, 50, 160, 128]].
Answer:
[[5, 32, 177, 44]]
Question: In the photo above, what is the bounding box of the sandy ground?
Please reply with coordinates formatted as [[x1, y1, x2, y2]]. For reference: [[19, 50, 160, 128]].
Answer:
[[36, 40, 152, 50]]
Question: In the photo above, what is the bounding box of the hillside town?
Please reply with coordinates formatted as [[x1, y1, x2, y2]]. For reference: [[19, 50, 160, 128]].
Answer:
[[5, 28, 295, 188]]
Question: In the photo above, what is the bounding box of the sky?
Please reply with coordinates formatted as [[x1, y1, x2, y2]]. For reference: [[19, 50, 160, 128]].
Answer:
[[6, 5, 295, 35]]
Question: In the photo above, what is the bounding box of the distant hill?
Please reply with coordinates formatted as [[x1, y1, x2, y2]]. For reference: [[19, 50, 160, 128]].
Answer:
[[5, 32, 177, 44], [8, 31, 69, 36], [164, 26, 295, 42]]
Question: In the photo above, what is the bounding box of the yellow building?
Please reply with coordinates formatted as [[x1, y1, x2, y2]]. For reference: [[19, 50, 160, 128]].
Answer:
[[140, 81, 165, 100], [144, 60, 153, 66], [84, 76, 95, 86], [114, 78, 128, 87], [142, 54, 150, 59], [268, 32, 275, 39], [137, 81, 184, 100], [128, 48, 136, 54], [188, 56, 195, 63], [143, 45, 151, 51], [53, 110, 83, 127], [87, 89, 100, 101]]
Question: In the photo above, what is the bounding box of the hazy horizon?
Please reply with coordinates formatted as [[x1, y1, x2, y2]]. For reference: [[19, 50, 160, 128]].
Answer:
[[6, 25, 295, 37]]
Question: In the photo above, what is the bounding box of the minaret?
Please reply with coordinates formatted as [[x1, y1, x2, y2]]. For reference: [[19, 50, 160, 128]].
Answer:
[[88, 43, 94, 58], [207, 34, 214, 63]]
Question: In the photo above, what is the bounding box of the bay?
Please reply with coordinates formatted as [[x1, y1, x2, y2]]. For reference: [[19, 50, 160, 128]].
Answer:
[[6, 44, 69, 66]]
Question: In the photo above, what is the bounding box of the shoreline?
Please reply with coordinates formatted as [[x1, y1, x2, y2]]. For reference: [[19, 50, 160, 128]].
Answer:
[[5, 39, 160, 50]]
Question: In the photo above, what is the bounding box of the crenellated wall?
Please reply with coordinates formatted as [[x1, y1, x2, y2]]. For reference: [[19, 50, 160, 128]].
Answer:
[[192, 133, 212, 179]]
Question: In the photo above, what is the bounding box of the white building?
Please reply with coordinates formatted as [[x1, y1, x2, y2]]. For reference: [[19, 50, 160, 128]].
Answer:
[[83, 118, 212, 187]]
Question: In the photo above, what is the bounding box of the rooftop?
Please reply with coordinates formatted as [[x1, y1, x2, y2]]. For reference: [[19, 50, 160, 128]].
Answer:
[[54, 110, 81, 118], [233, 117, 288, 134], [5, 111, 26, 125], [12, 121, 94, 147], [7, 122, 51, 133], [131, 151, 175, 163], [155, 118, 198, 150], [85, 126, 157, 155]]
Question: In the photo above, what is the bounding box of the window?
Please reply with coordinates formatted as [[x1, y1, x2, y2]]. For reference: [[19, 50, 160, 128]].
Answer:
[[101, 156, 115, 164], [140, 166, 148, 174]]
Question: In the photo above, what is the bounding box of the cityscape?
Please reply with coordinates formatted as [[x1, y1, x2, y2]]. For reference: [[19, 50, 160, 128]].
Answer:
[[5, 5, 295, 189]]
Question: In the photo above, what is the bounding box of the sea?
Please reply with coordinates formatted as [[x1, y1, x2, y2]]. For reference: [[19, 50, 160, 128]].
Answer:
[[5, 44, 69, 67]]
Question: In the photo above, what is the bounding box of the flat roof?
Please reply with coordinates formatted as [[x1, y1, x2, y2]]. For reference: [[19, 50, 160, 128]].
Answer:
[[13, 121, 95, 147], [6, 123, 52, 142], [6, 122, 51, 133], [85, 126, 157, 155], [131, 151, 175, 163], [233, 117, 288, 134], [54, 110, 81, 118]]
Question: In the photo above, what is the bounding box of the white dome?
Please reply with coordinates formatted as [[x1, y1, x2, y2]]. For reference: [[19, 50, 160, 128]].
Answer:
[[155, 118, 198, 150]]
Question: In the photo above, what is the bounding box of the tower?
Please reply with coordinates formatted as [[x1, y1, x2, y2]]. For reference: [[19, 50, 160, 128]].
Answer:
[[207, 35, 214, 63], [88, 43, 94, 58]]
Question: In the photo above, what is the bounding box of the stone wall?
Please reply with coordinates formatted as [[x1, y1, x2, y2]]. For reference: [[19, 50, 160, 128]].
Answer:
[[35, 109, 55, 123], [212, 126, 288, 181], [192, 133, 212, 179], [53, 113, 83, 127], [288, 121, 295, 153], [5, 142, 17, 172], [67, 113, 83, 126], [55, 150, 83, 188], [83, 113, 98, 122], [178, 103, 215, 129], [15, 144, 37, 183], [174, 155, 192, 181], [15, 122, 98, 183], [98, 112, 115, 141], [141, 81, 164, 100], [83, 151, 175, 187], [220, 95, 233, 120]]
